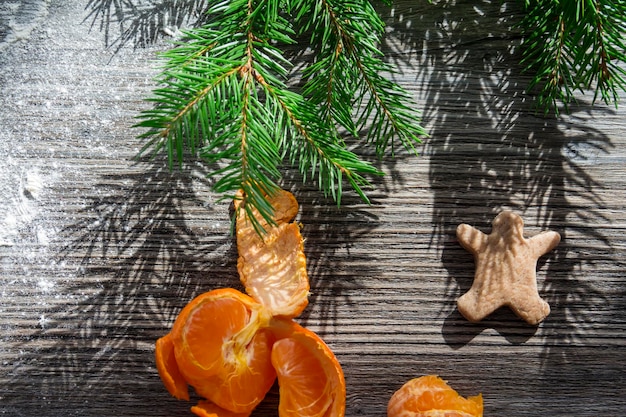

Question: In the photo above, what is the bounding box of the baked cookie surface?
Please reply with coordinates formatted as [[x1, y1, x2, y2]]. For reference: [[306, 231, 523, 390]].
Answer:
[[456, 211, 561, 325]]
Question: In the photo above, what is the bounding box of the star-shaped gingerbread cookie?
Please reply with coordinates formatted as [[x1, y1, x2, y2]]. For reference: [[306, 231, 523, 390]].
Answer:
[[456, 211, 560, 325]]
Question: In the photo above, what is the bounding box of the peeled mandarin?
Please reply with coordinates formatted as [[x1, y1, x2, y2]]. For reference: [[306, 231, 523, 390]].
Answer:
[[156, 190, 346, 417], [161, 289, 276, 414], [387, 375, 483, 417]]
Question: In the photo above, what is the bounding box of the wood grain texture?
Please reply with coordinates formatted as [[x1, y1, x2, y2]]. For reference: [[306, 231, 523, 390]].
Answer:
[[1, 1, 625, 416]]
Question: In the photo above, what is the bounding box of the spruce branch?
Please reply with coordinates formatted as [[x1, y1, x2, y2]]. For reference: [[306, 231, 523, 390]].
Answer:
[[520, 0, 626, 115], [135, 0, 426, 233], [297, 0, 426, 155], [132, 0, 626, 223]]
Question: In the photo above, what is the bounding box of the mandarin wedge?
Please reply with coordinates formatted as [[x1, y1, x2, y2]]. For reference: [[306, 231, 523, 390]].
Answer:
[[157, 288, 277, 414], [235, 188, 309, 318], [387, 375, 483, 417], [155, 333, 189, 401], [270, 318, 346, 417]]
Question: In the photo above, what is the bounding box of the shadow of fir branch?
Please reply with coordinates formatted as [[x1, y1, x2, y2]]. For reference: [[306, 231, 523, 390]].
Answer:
[[84, 0, 209, 51], [380, 0, 625, 414], [5, 158, 242, 415]]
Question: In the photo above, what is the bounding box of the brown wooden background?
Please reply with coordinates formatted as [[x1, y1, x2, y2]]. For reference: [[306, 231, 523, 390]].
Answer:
[[1, 1, 625, 416]]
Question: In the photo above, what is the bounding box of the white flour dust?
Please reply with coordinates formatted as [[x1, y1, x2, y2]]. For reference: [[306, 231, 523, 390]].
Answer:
[[0, 168, 48, 247], [0, 0, 50, 50]]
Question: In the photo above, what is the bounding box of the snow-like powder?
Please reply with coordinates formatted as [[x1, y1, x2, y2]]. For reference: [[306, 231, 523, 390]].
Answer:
[[0, 0, 50, 49]]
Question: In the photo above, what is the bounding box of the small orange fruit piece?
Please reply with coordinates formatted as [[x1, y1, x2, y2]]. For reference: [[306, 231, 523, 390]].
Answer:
[[191, 400, 252, 417], [156, 288, 276, 414], [270, 318, 346, 417], [197, 328, 277, 413], [155, 333, 189, 401], [387, 375, 483, 417], [235, 189, 309, 318]]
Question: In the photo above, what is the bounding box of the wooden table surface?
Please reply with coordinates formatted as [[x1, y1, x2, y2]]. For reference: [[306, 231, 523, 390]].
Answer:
[[1, 1, 625, 416]]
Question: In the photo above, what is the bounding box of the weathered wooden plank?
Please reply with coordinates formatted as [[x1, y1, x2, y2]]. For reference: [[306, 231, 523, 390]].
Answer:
[[1, 0, 625, 416]]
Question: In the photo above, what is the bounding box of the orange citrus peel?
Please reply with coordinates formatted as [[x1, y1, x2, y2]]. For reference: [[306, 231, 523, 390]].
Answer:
[[235, 188, 309, 318]]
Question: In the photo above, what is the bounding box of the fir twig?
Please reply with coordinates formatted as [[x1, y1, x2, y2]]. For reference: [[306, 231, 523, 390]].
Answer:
[[135, 0, 426, 233], [520, 0, 626, 115]]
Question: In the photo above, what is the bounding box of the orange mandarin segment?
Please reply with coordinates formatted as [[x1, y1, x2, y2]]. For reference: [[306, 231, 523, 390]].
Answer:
[[387, 375, 483, 417], [155, 333, 189, 401], [270, 319, 346, 417], [191, 400, 253, 417], [193, 328, 277, 413], [168, 290, 256, 380], [181, 296, 249, 372]]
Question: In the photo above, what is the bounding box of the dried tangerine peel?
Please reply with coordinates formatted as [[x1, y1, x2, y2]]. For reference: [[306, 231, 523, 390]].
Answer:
[[270, 319, 346, 417], [387, 375, 483, 417], [157, 289, 276, 414], [235, 189, 310, 318]]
